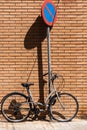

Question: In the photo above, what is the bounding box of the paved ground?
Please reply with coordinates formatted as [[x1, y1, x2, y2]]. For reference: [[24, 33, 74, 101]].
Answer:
[[0, 119, 87, 130]]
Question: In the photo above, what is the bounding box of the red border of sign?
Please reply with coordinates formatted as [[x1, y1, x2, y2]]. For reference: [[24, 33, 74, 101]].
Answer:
[[41, 0, 57, 26]]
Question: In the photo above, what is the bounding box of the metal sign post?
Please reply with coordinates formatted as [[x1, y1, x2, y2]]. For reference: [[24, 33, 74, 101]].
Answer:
[[47, 27, 51, 93], [41, 0, 57, 93]]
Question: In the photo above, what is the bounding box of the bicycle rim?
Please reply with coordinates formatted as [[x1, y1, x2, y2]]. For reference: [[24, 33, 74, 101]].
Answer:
[[49, 93, 79, 122], [1, 92, 30, 122]]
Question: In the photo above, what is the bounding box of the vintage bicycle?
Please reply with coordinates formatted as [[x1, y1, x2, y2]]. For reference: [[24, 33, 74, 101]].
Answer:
[[1, 72, 79, 122]]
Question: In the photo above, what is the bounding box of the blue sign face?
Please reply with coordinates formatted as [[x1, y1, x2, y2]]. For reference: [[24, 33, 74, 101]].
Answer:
[[42, 0, 57, 26], [44, 3, 56, 23]]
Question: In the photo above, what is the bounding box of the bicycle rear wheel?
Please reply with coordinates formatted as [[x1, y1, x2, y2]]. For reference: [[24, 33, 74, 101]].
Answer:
[[49, 92, 79, 122], [1, 92, 30, 122]]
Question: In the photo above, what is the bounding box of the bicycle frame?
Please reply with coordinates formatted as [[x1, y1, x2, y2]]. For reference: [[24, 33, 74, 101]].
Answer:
[[27, 87, 56, 108], [25, 72, 65, 114], [45, 89, 56, 106], [27, 73, 59, 108], [28, 87, 61, 110]]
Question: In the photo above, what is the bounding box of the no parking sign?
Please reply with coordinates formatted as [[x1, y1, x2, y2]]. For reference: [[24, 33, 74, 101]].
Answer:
[[41, 0, 57, 26]]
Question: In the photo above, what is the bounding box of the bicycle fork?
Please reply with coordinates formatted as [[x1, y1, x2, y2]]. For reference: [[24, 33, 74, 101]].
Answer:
[[55, 92, 65, 110]]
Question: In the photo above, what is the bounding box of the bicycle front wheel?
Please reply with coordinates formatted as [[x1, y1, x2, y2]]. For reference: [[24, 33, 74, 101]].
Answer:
[[1, 92, 30, 122], [49, 92, 79, 122]]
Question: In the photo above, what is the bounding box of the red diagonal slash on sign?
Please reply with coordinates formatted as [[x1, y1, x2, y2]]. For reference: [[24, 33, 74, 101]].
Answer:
[[45, 5, 55, 20]]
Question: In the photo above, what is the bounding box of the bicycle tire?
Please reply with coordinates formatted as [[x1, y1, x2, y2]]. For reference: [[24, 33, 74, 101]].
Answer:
[[49, 92, 79, 122], [1, 92, 30, 122]]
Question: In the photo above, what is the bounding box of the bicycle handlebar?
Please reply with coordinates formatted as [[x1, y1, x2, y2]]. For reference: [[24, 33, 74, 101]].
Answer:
[[43, 72, 58, 80], [51, 74, 58, 82]]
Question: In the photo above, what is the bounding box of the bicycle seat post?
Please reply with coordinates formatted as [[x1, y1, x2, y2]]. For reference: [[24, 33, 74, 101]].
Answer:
[[21, 82, 34, 97]]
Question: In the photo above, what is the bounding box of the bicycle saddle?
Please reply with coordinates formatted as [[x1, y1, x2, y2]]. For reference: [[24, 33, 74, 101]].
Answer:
[[21, 82, 34, 88]]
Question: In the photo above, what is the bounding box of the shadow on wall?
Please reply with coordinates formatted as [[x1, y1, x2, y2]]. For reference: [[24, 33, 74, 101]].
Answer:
[[24, 16, 47, 49], [24, 16, 47, 103], [79, 110, 87, 120]]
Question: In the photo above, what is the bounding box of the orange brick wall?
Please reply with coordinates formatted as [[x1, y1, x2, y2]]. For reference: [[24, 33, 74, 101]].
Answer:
[[0, 0, 87, 119]]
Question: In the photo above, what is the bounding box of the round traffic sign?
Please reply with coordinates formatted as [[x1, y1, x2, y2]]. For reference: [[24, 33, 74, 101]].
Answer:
[[41, 0, 57, 26]]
